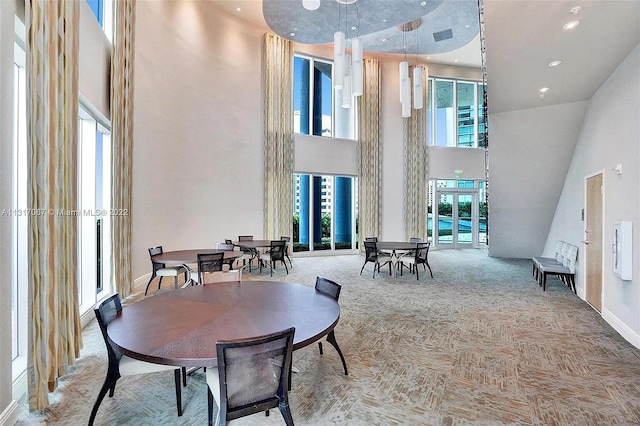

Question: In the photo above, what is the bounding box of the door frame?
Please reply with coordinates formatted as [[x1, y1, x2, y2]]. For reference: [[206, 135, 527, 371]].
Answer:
[[433, 188, 480, 249], [583, 170, 605, 308]]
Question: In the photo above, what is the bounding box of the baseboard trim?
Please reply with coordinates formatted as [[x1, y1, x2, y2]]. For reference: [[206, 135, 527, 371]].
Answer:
[[0, 400, 18, 426], [12, 368, 27, 407], [602, 307, 640, 349]]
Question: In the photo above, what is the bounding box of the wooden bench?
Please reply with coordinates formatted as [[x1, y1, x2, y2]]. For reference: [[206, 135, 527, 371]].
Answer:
[[532, 241, 578, 293]]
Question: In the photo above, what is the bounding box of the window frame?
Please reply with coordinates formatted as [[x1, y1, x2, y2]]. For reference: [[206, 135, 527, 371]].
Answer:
[[293, 52, 357, 141], [428, 77, 486, 148]]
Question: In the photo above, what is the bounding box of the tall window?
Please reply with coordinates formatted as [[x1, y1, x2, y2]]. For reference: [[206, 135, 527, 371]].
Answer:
[[429, 78, 486, 148], [293, 174, 358, 252], [293, 54, 356, 140], [12, 44, 28, 381], [78, 106, 112, 315]]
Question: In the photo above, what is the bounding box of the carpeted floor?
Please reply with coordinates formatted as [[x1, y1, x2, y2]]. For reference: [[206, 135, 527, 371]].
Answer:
[[17, 249, 640, 425]]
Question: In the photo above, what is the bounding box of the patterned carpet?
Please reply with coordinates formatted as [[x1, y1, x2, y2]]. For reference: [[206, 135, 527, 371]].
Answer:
[[17, 249, 640, 425]]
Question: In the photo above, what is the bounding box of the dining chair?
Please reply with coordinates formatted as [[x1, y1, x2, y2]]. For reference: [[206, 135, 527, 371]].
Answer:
[[89, 294, 186, 426], [314, 277, 348, 375], [238, 235, 259, 272], [280, 235, 293, 268], [206, 327, 296, 426], [216, 242, 237, 270], [197, 252, 225, 284], [201, 269, 242, 284], [259, 240, 288, 277], [360, 241, 392, 278], [145, 246, 188, 295], [400, 242, 433, 279]]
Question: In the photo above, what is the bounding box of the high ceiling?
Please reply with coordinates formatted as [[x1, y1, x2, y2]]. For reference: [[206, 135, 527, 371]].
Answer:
[[210, 0, 640, 113], [212, 0, 482, 67]]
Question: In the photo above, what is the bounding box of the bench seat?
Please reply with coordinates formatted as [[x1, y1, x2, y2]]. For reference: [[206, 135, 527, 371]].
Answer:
[[532, 241, 578, 293]]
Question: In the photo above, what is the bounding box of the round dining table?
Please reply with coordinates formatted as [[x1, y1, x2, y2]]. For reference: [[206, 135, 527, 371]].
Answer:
[[375, 241, 425, 278], [232, 239, 273, 249], [107, 281, 341, 368], [152, 249, 243, 285]]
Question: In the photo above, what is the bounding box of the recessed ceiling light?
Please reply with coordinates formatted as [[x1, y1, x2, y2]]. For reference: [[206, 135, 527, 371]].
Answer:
[[427, 56, 431, 60], [236, 7, 241, 12], [290, 32, 296, 37], [548, 60, 562, 67], [351, 26, 357, 31], [570, 6, 581, 14], [563, 20, 580, 30], [421, 1, 427, 6], [453, 59, 458, 63], [381, 38, 388, 43], [382, 19, 387, 23], [539, 87, 550, 93], [464, 24, 470, 28], [539, 94, 545, 99]]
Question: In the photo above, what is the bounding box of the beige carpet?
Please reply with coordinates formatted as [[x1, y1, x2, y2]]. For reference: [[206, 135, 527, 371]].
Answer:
[[17, 249, 640, 425]]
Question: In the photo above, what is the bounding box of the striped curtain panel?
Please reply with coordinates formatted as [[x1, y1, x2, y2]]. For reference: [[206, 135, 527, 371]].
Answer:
[[111, 0, 136, 297], [262, 34, 294, 240], [357, 58, 382, 250], [403, 66, 429, 241], [26, 0, 82, 410]]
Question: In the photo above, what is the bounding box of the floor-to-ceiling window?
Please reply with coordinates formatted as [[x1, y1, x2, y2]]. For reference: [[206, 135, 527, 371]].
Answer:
[[293, 174, 358, 252], [78, 105, 112, 315], [11, 41, 28, 385]]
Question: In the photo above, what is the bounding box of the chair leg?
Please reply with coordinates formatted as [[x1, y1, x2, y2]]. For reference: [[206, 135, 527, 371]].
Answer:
[[157, 276, 164, 290], [182, 367, 187, 387], [279, 400, 295, 426], [325, 330, 348, 375], [88, 365, 120, 426], [144, 274, 156, 296], [174, 369, 183, 417], [426, 261, 433, 278], [359, 261, 367, 275], [207, 387, 214, 426], [174, 275, 179, 290]]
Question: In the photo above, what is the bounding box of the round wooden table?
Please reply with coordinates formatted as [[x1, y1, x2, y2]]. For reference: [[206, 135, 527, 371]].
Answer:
[[107, 281, 341, 367], [152, 249, 243, 285], [375, 241, 426, 277], [152, 249, 242, 265], [232, 239, 273, 249]]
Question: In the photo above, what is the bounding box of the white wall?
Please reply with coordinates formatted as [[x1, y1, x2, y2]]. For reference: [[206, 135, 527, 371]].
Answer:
[[294, 134, 357, 176], [546, 44, 640, 346], [132, 1, 266, 278], [429, 146, 486, 180], [487, 101, 588, 257]]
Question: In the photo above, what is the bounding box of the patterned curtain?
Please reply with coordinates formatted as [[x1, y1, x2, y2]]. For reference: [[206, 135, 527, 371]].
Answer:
[[357, 58, 382, 250], [262, 34, 294, 240], [403, 66, 429, 241], [26, 0, 82, 410], [111, 0, 136, 297]]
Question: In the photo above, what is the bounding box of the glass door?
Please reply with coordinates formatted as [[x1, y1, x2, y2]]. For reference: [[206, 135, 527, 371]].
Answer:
[[434, 189, 480, 249], [437, 193, 454, 247], [457, 193, 473, 246]]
